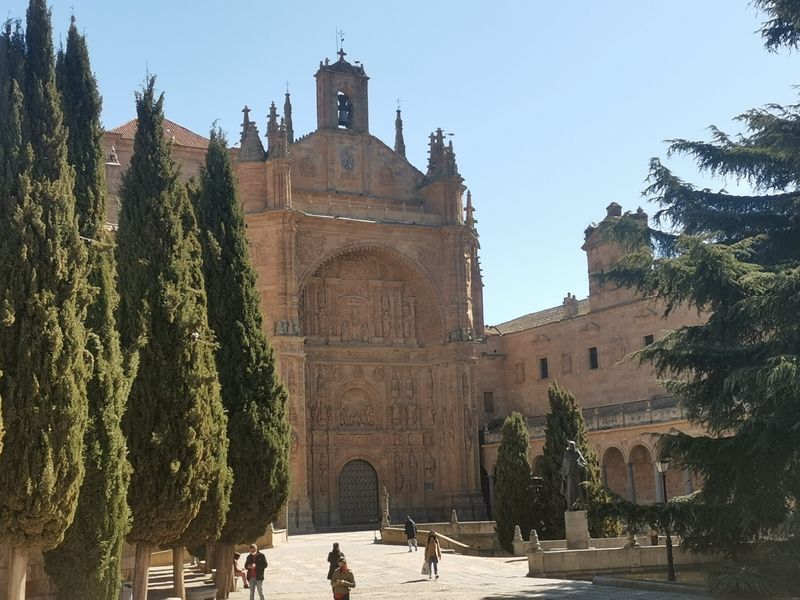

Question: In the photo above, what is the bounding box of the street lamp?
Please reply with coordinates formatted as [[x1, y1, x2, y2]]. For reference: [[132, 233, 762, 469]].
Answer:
[[654, 457, 676, 582]]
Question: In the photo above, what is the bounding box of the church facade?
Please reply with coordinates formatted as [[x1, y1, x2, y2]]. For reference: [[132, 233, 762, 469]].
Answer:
[[104, 51, 704, 533]]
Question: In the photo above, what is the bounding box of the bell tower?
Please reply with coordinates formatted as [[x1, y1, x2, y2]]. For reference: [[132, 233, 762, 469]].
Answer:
[[315, 48, 370, 133]]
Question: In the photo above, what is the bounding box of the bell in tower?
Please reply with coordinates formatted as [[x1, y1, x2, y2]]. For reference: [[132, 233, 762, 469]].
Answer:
[[315, 47, 370, 133]]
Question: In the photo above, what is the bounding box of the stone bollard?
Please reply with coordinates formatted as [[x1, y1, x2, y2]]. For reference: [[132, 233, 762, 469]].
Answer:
[[512, 525, 525, 556]]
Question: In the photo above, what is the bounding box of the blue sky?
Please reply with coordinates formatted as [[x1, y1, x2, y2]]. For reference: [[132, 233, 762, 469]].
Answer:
[[6, 1, 798, 324]]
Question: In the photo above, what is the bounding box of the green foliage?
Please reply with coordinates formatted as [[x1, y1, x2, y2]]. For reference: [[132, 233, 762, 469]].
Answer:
[[43, 18, 133, 600], [598, 2, 800, 559], [493, 412, 536, 553], [0, 0, 90, 552], [539, 382, 620, 539], [755, 0, 800, 51], [707, 566, 776, 599], [194, 128, 289, 545], [116, 77, 226, 547]]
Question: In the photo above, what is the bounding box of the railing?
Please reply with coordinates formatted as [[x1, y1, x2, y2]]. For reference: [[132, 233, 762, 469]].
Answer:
[[483, 396, 684, 444]]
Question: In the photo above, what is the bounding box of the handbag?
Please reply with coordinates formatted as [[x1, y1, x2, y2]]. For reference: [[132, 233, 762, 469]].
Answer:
[[421, 560, 430, 575]]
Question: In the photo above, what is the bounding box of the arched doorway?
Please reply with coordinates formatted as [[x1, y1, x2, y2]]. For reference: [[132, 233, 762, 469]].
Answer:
[[338, 459, 379, 525]]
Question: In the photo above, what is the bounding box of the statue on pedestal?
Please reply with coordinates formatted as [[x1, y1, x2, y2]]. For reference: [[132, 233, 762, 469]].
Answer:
[[560, 440, 588, 510], [381, 486, 390, 525]]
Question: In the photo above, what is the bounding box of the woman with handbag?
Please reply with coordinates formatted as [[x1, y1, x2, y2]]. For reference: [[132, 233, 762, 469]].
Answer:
[[424, 531, 442, 579], [330, 555, 356, 599]]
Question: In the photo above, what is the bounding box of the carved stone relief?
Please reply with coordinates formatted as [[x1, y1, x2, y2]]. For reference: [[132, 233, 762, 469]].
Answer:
[[394, 453, 404, 492], [298, 233, 324, 265], [297, 155, 317, 178]]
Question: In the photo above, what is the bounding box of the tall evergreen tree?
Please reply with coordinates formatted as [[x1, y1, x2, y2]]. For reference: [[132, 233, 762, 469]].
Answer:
[[493, 412, 536, 553], [539, 382, 616, 539], [598, 7, 800, 591], [115, 77, 225, 600], [43, 17, 133, 600], [194, 128, 290, 598], [0, 19, 27, 456], [0, 2, 90, 599]]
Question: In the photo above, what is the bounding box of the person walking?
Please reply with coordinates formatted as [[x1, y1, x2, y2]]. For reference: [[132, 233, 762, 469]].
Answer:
[[244, 543, 268, 600], [404, 516, 417, 552], [326, 542, 343, 580], [330, 555, 356, 599], [424, 531, 442, 579]]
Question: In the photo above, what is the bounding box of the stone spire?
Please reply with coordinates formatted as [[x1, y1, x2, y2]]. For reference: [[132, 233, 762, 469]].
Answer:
[[426, 128, 459, 179], [266, 101, 279, 159], [238, 105, 266, 162], [465, 189, 476, 229], [273, 117, 288, 159], [284, 90, 294, 144], [394, 107, 406, 157]]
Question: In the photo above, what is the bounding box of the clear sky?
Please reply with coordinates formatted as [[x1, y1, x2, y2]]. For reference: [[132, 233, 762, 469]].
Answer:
[[6, 1, 798, 325]]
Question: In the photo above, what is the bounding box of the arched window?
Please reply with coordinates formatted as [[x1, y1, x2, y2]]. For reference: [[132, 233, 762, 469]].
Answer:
[[337, 91, 353, 128]]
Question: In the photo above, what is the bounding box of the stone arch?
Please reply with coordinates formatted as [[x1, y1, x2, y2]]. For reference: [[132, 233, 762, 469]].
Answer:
[[338, 459, 379, 525], [628, 444, 655, 504], [531, 454, 545, 478], [601, 446, 626, 499], [298, 244, 444, 346]]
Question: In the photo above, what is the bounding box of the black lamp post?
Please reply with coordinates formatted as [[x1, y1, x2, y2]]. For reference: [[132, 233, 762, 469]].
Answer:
[[654, 457, 676, 582]]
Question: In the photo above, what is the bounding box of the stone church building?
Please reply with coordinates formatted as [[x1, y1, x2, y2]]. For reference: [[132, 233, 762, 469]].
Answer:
[[103, 50, 705, 533]]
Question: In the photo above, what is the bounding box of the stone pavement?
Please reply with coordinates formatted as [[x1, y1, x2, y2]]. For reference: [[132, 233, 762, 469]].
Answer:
[[156, 530, 703, 600]]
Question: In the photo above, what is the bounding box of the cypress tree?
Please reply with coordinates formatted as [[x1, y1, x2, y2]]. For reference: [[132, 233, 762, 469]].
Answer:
[[0, 2, 90, 599], [0, 19, 27, 455], [115, 77, 225, 600], [539, 382, 617, 539], [194, 128, 290, 597], [493, 412, 536, 553], [43, 17, 133, 600]]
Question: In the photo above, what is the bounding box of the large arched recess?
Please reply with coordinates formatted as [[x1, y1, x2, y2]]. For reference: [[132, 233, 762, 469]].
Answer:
[[298, 244, 445, 347]]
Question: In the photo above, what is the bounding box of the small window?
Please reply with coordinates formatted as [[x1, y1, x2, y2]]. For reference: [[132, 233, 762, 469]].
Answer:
[[483, 391, 494, 413], [643, 334, 654, 347], [588, 347, 599, 369], [539, 357, 549, 379]]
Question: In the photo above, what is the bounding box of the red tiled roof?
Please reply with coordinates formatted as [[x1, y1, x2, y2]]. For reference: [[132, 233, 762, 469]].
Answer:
[[107, 118, 209, 149], [487, 298, 590, 335]]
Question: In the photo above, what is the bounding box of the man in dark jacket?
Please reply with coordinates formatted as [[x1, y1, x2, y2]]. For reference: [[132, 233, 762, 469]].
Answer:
[[404, 516, 418, 552], [244, 543, 268, 600]]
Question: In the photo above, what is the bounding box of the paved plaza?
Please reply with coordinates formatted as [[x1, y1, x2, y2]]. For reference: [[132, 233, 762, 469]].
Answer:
[[152, 530, 703, 600]]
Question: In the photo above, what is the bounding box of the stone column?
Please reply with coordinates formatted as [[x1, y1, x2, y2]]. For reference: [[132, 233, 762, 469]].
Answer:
[[626, 462, 636, 503], [684, 470, 694, 495], [654, 463, 665, 503]]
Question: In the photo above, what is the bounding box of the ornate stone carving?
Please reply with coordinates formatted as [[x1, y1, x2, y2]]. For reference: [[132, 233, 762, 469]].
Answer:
[[394, 453, 404, 492], [297, 233, 324, 265], [318, 451, 328, 495], [275, 319, 301, 336], [424, 453, 437, 479], [250, 242, 270, 265], [516, 362, 526, 384], [297, 155, 317, 178]]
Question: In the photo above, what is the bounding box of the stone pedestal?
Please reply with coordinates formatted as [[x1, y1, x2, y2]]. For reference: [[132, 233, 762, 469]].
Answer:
[[564, 510, 590, 550]]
